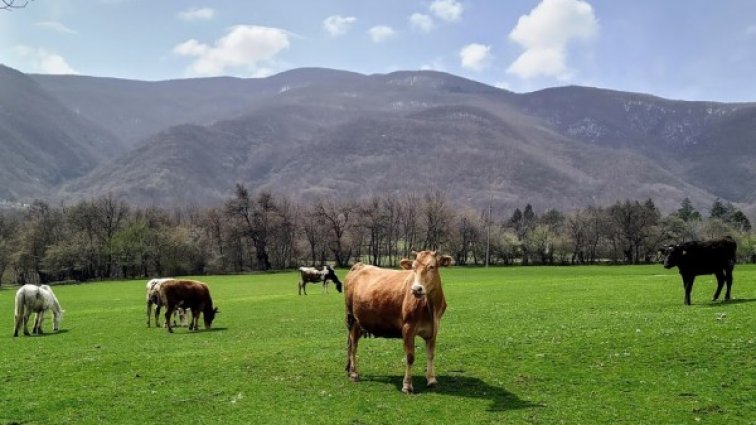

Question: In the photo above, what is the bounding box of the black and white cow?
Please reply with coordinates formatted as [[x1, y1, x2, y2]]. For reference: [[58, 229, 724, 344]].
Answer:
[[298, 265, 343, 295], [661, 236, 737, 305]]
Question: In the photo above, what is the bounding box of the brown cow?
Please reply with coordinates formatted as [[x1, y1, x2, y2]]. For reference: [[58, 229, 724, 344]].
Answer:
[[159, 279, 218, 333], [344, 250, 452, 393]]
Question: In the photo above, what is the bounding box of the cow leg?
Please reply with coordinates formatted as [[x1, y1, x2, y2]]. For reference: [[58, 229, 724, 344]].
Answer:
[[147, 301, 153, 327], [190, 308, 200, 331], [402, 324, 416, 394], [14, 311, 27, 337], [298, 281, 303, 295], [724, 267, 734, 300], [22, 313, 31, 336], [165, 305, 176, 333], [713, 271, 725, 301], [179, 308, 188, 327], [345, 314, 361, 382], [683, 276, 694, 305], [174, 308, 184, 327], [425, 335, 438, 388], [34, 311, 45, 335]]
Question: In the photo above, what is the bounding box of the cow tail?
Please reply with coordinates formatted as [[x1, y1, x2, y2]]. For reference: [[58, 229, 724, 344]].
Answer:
[[346, 311, 356, 331], [15, 290, 25, 320]]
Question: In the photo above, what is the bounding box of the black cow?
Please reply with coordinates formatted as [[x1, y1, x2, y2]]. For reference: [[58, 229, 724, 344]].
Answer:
[[661, 237, 737, 305]]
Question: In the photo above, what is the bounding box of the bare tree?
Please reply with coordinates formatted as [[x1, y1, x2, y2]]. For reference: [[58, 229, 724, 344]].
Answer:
[[422, 191, 453, 251], [381, 194, 402, 267], [317, 199, 354, 267], [399, 194, 420, 258], [95, 194, 130, 277], [0, 212, 19, 284], [301, 205, 327, 265], [1, 0, 32, 11], [358, 196, 388, 266], [225, 185, 275, 271]]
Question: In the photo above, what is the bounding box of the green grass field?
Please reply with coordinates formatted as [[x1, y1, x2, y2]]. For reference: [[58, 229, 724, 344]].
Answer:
[[1, 265, 754, 425]]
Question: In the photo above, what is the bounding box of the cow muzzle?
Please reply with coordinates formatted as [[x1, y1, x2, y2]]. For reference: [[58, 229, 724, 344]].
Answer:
[[411, 283, 426, 299]]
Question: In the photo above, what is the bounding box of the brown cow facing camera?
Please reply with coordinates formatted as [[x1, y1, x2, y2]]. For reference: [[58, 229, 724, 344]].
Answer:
[[344, 250, 452, 393], [159, 279, 219, 333]]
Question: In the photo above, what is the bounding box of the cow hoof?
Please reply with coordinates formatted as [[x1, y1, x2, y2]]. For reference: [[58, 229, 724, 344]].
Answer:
[[349, 373, 360, 382], [402, 385, 414, 394], [427, 378, 438, 387]]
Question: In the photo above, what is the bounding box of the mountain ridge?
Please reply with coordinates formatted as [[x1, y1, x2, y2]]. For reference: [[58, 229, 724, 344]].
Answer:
[[1, 65, 753, 219]]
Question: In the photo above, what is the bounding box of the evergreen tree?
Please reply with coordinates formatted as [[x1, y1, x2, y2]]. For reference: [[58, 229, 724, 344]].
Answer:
[[676, 197, 701, 222]]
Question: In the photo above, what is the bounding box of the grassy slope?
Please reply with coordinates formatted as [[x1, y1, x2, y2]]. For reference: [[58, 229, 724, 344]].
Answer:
[[0, 266, 754, 425]]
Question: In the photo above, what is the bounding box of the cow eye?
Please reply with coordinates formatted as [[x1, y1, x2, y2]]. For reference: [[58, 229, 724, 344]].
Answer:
[[427, 265, 435, 270]]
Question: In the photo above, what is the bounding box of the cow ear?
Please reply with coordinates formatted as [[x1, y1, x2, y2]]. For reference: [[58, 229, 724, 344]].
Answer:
[[399, 259, 413, 270], [439, 255, 453, 267], [410, 250, 418, 257]]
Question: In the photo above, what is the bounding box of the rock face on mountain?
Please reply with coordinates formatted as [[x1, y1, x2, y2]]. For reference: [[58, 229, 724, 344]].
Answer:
[[1, 65, 754, 216]]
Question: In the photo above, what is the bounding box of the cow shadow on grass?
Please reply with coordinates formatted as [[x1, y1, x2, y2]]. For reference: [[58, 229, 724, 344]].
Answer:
[[168, 327, 228, 335], [699, 298, 756, 307], [18, 329, 69, 338], [362, 374, 541, 412]]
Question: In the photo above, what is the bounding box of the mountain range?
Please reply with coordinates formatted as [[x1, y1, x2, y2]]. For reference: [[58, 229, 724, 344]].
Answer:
[[1, 64, 754, 219]]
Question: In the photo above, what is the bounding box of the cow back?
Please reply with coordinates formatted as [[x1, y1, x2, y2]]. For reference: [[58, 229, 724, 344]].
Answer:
[[675, 238, 737, 275], [160, 279, 213, 311]]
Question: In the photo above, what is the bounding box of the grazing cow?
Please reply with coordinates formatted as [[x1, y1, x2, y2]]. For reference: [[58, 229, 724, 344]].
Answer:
[[159, 279, 218, 333], [661, 236, 737, 305], [344, 250, 452, 393], [14, 284, 64, 337], [146, 278, 187, 328], [298, 265, 343, 295]]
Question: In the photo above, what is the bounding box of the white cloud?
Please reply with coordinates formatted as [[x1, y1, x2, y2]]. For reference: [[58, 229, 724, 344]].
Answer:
[[173, 25, 290, 76], [409, 13, 434, 33], [368, 25, 396, 43], [178, 7, 216, 21], [14, 46, 78, 74], [250, 67, 276, 78], [173, 39, 208, 56], [323, 15, 357, 37], [35, 21, 77, 34], [420, 58, 446, 71], [507, 0, 598, 80], [430, 0, 463, 22], [459, 43, 491, 71]]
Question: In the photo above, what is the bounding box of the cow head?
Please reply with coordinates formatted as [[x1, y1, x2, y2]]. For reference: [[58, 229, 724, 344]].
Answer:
[[53, 309, 64, 331], [400, 250, 453, 299], [324, 266, 343, 293], [204, 307, 219, 329], [660, 245, 684, 269]]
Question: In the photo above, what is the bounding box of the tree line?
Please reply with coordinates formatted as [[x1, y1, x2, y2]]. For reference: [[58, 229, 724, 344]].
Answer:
[[0, 186, 752, 285]]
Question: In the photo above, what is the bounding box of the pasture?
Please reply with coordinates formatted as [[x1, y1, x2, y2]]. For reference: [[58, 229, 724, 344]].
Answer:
[[0, 265, 754, 424]]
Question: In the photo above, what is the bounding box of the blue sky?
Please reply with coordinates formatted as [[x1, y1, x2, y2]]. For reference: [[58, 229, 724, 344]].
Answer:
[[2, 0, 755, 102]]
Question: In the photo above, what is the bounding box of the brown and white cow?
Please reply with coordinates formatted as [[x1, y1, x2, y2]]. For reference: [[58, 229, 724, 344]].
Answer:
[[344, 250, 452, 393], [158, 279, 218, 333], [146, 278, 187, 328]]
